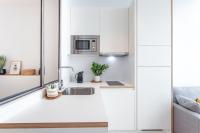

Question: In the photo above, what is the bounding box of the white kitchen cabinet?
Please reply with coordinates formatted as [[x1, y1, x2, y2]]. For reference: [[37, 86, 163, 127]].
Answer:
[[100, 8, 129, 55], [101, 88, 136, 130], [70, 8, 100, 35], [136, 0, 172, 131], [137, 0, 171, 45], [137, 67, 171, 130], [137, 46, 171, 67]]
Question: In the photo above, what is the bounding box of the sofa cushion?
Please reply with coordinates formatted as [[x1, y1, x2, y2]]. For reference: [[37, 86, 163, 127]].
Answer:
[[176, 95, 200, 114], [196, 98, 200, 104], [174, 87, 200, 103]]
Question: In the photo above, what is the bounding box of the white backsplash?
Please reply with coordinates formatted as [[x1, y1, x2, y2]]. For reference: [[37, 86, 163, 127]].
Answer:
[[60, 54, 133, 84]]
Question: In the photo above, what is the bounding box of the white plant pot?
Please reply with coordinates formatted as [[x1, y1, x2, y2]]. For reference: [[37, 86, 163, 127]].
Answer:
[[94, 76, 101, 82], [46, 87, 58, 98]]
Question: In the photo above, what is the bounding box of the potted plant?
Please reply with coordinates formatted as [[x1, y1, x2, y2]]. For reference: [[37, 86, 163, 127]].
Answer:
[[0, 56, 6, 75], [91, 62, 109, 82], [46, 83, 58, 98]]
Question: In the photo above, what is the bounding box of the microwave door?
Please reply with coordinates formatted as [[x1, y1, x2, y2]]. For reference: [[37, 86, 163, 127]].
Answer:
[[71, 35, 99, 54], [75, 40, 91, 52]]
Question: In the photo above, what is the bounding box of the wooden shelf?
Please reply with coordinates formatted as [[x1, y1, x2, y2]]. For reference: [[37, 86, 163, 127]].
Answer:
[[0, 74, 40, 77]]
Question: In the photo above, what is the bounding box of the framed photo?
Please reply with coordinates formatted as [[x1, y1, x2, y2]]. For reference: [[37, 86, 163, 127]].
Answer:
[[9, 61, 22, 75]]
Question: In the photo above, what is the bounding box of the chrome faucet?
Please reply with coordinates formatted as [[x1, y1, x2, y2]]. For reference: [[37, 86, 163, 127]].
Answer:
[[58, 66, 75, 89], [59, 66, 74, 72]]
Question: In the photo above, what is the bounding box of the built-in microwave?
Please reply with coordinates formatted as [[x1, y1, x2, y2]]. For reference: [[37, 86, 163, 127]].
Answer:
[[71, 35, 100, 54]]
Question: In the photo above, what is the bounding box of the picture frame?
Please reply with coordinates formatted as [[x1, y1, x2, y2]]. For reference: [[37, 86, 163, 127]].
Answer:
[[9, 61, 22, 75]]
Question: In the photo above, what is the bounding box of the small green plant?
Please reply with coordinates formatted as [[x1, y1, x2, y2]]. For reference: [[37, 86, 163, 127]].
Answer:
[[50, 84, 56, 89], [0, 56, 6, 69], [91, 62, 109, 76], [46, 84, 56, 90]]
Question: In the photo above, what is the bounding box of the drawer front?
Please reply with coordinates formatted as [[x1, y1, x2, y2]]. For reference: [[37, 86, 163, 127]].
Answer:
[[137, 67, 172, 130], [137, 46, 171, 66]]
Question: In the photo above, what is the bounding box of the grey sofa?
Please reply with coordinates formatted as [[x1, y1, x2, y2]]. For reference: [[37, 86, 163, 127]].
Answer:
[[174, 87, 200, 133]]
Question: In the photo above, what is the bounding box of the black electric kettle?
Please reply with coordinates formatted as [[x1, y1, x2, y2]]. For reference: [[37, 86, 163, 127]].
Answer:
[[75, 71, 84, 83]]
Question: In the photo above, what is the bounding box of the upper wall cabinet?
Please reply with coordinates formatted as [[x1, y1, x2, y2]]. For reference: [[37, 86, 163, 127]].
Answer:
[[100, 8, 129, 55], [70, 8, 100, 35], [137, 0, 171, 45]]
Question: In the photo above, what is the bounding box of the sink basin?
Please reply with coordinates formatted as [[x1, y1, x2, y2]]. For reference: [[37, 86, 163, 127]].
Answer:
[[62, 87, 95, 95]]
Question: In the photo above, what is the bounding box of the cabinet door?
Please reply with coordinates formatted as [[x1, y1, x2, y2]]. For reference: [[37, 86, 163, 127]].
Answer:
[[137, 0, 171, 45], [137, 67, 171, 130], [70, 8, 100, 35], [101, 89, 136, 130], [100, 8, 129, 54], [137, 46, 171, 67]]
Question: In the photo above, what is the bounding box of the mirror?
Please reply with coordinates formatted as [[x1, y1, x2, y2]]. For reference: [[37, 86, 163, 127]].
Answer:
[[0, 0, 60, 104], [0, 0, 42, 102]]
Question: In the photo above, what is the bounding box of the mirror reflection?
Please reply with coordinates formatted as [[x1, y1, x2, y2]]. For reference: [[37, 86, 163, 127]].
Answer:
[[0, 0, 41, 101]]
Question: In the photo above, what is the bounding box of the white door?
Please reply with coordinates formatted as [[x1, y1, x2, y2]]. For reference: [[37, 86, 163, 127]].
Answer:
[[137, 67, 171, 130], [137, 0, 171, 45]]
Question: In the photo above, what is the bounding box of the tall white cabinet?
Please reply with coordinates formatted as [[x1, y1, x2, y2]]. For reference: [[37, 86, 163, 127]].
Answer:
[[136, 0, 171, 131]]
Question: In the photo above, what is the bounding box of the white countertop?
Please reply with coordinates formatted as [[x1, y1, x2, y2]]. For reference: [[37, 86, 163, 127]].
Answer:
[[1, 82, 108, 128], [0, 82, 134, 128]]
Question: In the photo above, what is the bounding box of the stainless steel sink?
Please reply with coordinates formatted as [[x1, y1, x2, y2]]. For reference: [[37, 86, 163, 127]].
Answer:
[[62, 87, 95, 95]]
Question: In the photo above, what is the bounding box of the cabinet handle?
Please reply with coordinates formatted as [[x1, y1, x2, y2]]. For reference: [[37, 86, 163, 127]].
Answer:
[[141, 129, 163, 131]]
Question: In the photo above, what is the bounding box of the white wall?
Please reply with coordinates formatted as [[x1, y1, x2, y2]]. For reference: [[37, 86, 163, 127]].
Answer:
[[173, 0, 200, 86], [61, 55, 131, 83]]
